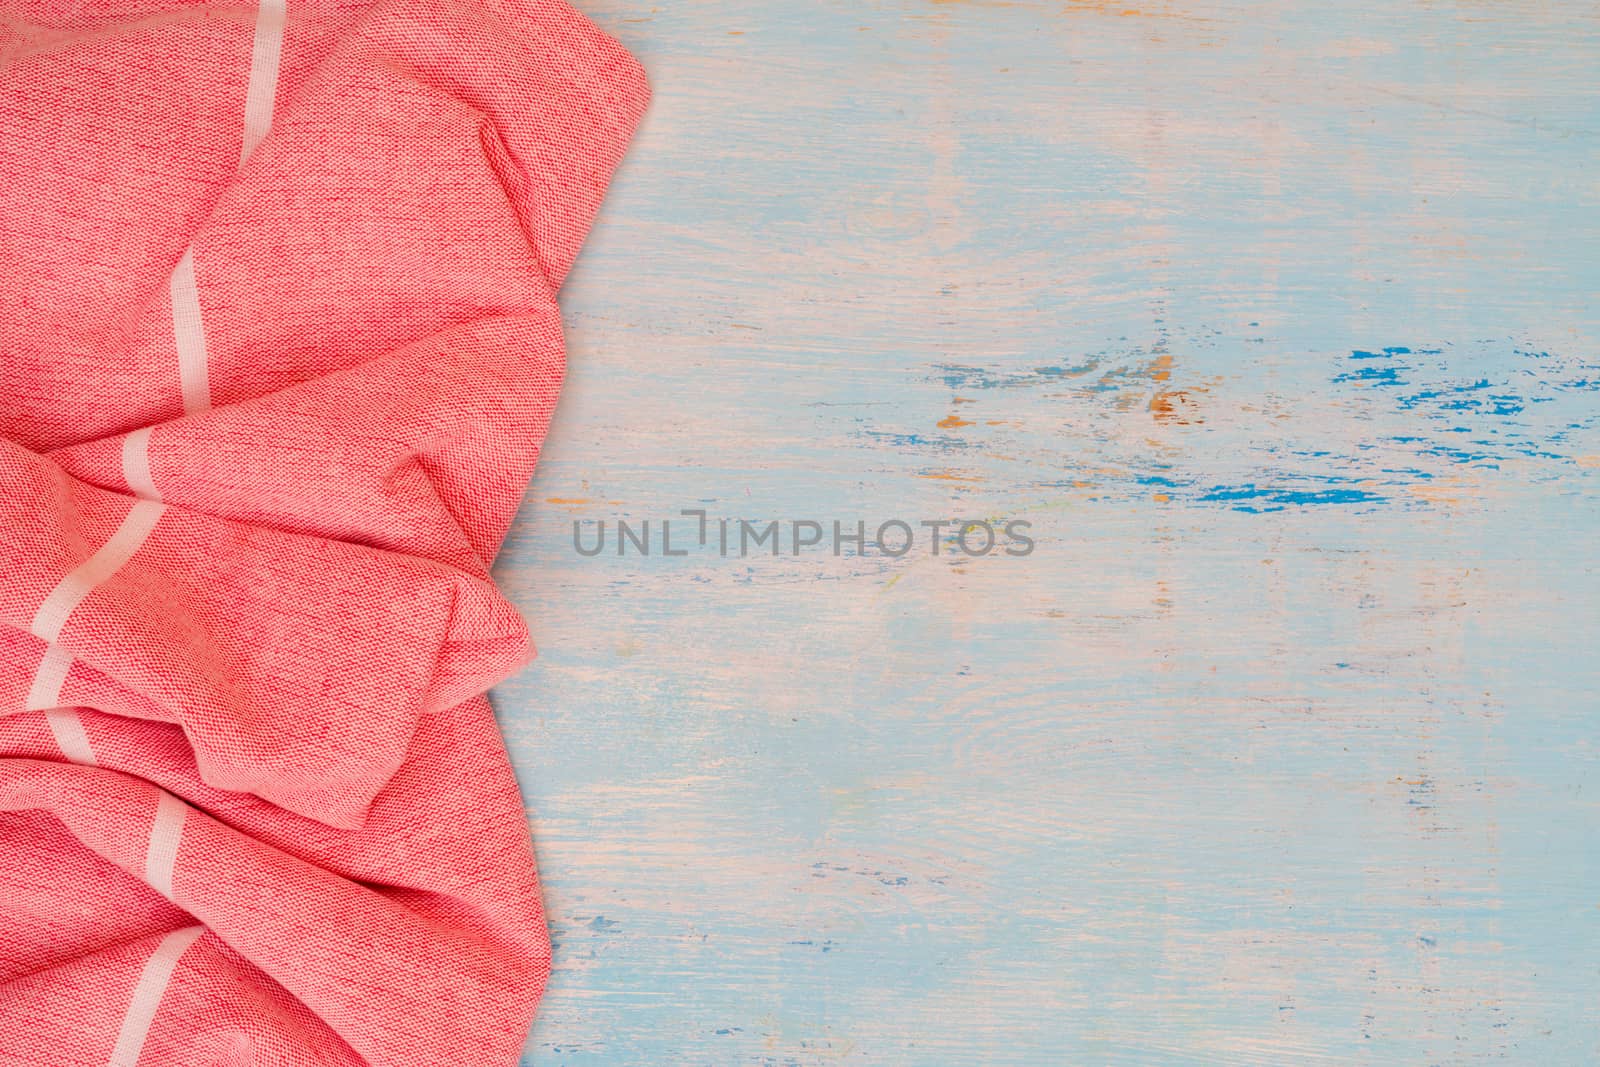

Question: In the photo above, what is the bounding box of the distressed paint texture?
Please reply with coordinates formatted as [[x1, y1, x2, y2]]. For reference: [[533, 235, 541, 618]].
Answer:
[[494, 1, 1599, 1063]]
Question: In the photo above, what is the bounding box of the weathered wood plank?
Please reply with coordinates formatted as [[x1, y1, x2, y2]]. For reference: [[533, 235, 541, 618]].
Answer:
[[496, 1, 1599, 1062]]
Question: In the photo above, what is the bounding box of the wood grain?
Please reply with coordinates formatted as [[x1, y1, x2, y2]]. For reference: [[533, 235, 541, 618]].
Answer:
[[495, 1, 1599, 1062]]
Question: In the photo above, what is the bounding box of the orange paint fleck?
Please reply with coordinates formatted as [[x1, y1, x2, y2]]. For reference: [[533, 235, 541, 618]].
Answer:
[[938, 414, 974, 429], [1062, 0, 1209, 20], [1404, 476, 1479, 506], [1149, 390, 1204, 424], [1152, 493, 1170, 502], [919, 470, 982, 483], [1149, 350, 1174, 383], [545, 497, 592, 505]]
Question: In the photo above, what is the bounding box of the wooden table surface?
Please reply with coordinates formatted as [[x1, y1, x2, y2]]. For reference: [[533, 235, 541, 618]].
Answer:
[[493, 2, 1599, 1063]]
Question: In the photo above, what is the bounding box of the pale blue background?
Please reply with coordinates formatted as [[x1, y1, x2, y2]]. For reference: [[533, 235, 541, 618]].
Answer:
[[495, 1, 1599, 1063]]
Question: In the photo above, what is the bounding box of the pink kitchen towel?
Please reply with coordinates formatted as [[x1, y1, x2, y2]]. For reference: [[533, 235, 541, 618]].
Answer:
[[0, 1, 649, 1063]]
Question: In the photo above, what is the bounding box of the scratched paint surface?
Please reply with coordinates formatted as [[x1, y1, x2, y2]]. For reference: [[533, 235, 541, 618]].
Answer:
[[492, 1, 1599, 1063]]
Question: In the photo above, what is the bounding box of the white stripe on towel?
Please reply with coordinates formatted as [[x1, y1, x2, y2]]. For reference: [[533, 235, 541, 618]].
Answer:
[[145, 790, 188, 901], [240, 0, 287, 165], [169, 250, 211, 415], [25, 499, 162, 767], [167, 0, 287, 411], [29, 500, 165, 644], [121, 428, 161, 502], [107, 925, 205, 1067], [44, 709, 97, 767], [26, 642, 76, 713]]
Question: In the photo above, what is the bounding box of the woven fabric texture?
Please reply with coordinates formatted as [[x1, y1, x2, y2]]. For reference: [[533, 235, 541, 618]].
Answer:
[[0, 1, 649, 1062]]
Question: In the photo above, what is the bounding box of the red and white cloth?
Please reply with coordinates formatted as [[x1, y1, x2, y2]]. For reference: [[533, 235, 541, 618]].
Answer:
[[0, 1, 649, 1062]]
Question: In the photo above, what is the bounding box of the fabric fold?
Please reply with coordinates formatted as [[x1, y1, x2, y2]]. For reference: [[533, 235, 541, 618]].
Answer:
[[0, 0, 650, 1061], [0, 437, 532, 828], [0, 695, 550, 1066]]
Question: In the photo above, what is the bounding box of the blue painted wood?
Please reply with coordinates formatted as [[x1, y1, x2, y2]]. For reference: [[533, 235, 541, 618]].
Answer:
[[494, 1, 1600, 1063]]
